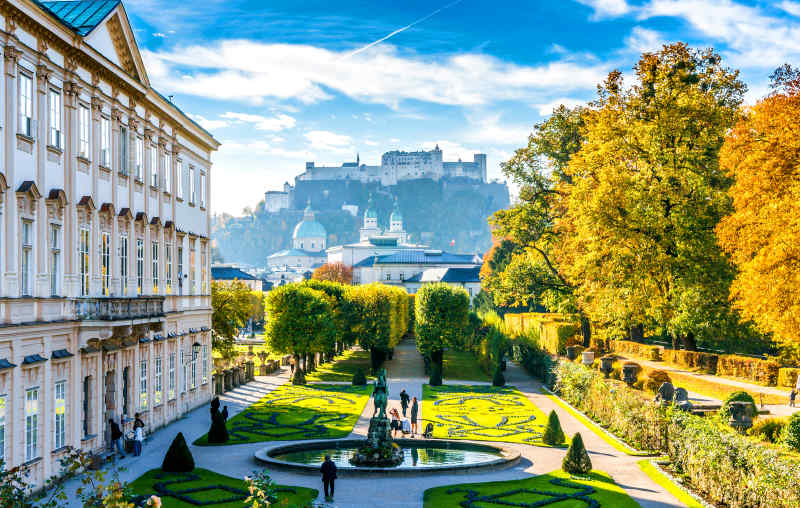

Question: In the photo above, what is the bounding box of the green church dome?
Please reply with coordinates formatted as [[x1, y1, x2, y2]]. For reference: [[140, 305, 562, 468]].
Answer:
[[293, 219, 326, 239]]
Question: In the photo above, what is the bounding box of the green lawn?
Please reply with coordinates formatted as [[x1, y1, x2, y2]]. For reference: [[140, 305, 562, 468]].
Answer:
[[442, 349, 490, 382], [423, 469, 640, 508], [195, 383, 373, 445], [127, 468, 318, 508], [423, 384, 564, 447], [305, 348, 375, 382]]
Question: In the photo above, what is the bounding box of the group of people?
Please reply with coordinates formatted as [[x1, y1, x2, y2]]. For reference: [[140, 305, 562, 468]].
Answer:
[[108, 413, 146, 459], [389, 389, 419, 437]]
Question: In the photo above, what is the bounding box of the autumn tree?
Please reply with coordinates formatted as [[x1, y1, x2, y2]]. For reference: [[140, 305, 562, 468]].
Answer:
[[559, 43, 749, 349], [717, 65, 800, 353], [312, 262, 353, 284]]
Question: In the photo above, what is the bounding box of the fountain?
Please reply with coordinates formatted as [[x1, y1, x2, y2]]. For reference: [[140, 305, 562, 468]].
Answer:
[[349, 368, 403, 466]]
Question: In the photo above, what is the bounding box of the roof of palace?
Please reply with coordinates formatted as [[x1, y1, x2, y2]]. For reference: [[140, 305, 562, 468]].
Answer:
[[35, 1, 120, 36], [403, 266, 481, 283], [211, 266, 257, 281], [353, 250, 480, 267]]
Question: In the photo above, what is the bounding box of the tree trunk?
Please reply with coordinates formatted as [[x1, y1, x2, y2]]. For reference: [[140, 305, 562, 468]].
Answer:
[[682, 331, 697, 351], [580, 315, 592, 348], [431, 349, 444, 370], [671, 334, 680, 350]]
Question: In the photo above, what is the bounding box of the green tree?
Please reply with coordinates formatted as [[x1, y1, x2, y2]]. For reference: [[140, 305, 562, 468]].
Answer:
[[415, 283, 470, 372], [264, 284, 337, 383], [347, 283, 408, 371], [211, 280, 254, 359]]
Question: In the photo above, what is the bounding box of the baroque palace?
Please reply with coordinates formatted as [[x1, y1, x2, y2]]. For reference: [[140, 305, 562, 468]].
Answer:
[[0, 0, 219, 486]]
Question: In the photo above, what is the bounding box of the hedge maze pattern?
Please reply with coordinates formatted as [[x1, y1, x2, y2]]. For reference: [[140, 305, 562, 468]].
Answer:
[[424, 385, 551, 445], [220, 384, 371, 443], [446, 477, 600, 507], [132, 472, 298, 506]]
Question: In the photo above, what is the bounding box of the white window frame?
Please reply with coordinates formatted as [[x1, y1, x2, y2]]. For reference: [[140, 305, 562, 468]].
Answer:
[[154, 356, 162, 406], [139, 359, 147, 410], [120, 235, 128, 296], [166, 243, 172, 294], [119, 125, 128, 175], [176, 160, 184, 199], [202, 345, 209, 384], [152, 241, 159, 294], [79, 104, 90, 158], [189, 167, 196, 204], [18, 72, 33, 137], [80, 227, 90, 296], [150, 145, 158, 188], [54, 380, 66, 450], [25, 387, 39, 461], [21, 220, 33, 296], [191, 348, 197, 390], [136, 239, 144, 295], [199, 172, 205, 208], [168, 352, 176, 400], [49, 88, 61, 149], [100, 116, 110, 167], [135, 137, 144, 180], [180, 350, 186, 393], [164, 152, 171, 193], [101, 232, 111, 296], [50, 224, 60, 296]]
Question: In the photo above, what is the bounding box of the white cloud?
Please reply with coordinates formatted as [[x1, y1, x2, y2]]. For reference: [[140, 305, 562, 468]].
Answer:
[[188, 114, 229, 130], [624, 27, 665, 53], [153, 32, 167, 38], [142, 41, 610, 109], [464, 113, 532, 145], [220, 112, 296, 131], [533, 98, 587, 116], [304, 130, 354, 153], [782, 1, 800, 17], [576, 0, 631, 19]]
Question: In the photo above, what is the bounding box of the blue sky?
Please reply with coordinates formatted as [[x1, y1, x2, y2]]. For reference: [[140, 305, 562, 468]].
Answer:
[[123, 0, 800, 215]]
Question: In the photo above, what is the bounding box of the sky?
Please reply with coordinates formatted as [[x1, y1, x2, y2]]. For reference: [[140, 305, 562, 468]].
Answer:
[[122, 0, 800, 216]]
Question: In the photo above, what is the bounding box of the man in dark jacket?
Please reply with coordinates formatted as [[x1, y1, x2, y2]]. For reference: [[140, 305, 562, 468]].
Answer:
[[109, 418, 125, 458], [399, 389, 410, 417], [320, 455, 337, 500]]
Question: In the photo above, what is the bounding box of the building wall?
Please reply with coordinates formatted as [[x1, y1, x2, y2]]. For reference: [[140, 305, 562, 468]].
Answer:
[[264, 191, 289, 213], [0, 2, 218, 487]]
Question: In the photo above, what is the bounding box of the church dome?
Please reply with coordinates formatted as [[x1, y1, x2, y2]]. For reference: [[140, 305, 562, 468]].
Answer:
[[364, 193, 378, 219], [293, 219, 326, 239]]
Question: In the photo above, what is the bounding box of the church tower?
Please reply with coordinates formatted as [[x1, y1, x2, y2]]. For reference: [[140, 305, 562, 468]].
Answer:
[[359, 193, 381, 241], [386, 197, 408, 243]]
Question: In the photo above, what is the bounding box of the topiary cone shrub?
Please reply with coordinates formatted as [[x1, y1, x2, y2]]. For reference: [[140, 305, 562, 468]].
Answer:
[[292, 367, 307, 385], [162, 432, 195, 472], [352, 367, 367, 386], [562, 432, 591, 475], [429, 364, 442, 386], [543, 410, 565, 446], [492, 366, 506, 387]]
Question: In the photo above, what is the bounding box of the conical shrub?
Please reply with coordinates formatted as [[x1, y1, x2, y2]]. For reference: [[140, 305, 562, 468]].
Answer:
[[562, 432, 591, 474], [162, 432, 195, 472], [292, 367, 307, 385], [542, 410, 565, 446], [492, 366, 506, 387]]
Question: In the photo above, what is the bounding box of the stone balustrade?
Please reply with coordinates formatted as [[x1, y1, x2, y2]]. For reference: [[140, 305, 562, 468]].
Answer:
[[73, 296, 165, 321]]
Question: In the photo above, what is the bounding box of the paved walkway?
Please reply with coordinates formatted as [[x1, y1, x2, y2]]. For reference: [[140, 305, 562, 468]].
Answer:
[[616, 354, 797, 417], [59, 343, 688, 507]]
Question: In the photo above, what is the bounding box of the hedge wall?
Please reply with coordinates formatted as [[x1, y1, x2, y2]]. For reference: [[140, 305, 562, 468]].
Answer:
[[778, 368, 800, 389], [610, 340, 662, 361], [716, 355, 780, 386], [662, 349, 718, 374], [555, 361, 800, 508], [504, 312, 580, 355]]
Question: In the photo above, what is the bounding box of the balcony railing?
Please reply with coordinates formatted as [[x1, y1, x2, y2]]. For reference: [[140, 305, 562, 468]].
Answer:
[[73, 296, 165, 321]]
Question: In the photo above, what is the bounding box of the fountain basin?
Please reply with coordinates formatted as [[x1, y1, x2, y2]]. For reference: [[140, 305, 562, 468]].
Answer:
[[254, 438, 520, 476]]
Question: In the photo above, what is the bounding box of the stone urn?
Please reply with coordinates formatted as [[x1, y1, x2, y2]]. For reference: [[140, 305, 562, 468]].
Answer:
[[600, 356, 614, 378], [257, 351, 269, 376], [581, 350, 595, 367], [728, 401, 754, 433], [622, 363, 639, 386], [566, 345, 580, 361]]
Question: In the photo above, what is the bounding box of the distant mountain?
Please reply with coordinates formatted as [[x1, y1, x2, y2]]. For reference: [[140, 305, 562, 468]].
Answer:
[[212, 177, 509, 267]]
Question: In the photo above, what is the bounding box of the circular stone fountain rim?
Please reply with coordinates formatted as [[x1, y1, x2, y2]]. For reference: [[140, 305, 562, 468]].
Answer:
[[254, 438, 521, 475]]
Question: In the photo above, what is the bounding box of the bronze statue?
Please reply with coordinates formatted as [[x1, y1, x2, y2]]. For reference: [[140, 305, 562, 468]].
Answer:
[[372, 368, 388, 419]]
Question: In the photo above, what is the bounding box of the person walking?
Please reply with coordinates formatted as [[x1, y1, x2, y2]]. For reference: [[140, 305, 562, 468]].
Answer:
[[320, 455, 337, 501], [390, 407, 401, 438], [133, 413, 145, 457], [400, 389, 410, 417], [410, 396, 419, 437], [791, 388, 797, 408], [109, 418, 125, 458]]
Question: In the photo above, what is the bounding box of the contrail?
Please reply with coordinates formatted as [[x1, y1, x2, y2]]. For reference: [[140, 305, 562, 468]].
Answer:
[[341, 0, 465, 59]]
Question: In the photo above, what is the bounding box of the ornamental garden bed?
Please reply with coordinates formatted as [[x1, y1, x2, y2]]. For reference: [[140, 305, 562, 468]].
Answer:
[[127, 468, 317, 508], [194, 383, 372, 445], [305, 348, 376, 383], [422, 384, 565, 447], [423, 469, 639, 508]]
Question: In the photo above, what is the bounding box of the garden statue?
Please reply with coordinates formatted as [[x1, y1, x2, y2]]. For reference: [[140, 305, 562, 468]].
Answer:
[[372, 368, 388, 419], [207, 397, 229, 444], [655, 382, 675, 406], [674, 388, 693, 411]]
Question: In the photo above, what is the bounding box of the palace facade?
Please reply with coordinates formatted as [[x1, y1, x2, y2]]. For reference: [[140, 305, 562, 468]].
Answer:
[[0, 0, 219, 487]]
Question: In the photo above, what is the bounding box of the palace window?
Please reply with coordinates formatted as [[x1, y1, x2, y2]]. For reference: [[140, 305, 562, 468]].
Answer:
[[202, 345, 209, 384], [50, 224, 60, 296], [150, 145, 158, 187], [80, 228, 90, 296], [19, 72, 33, 137], [25, 388, 39, 461], [200, 172, 205, 207], [79, 104, 90, 157], [82, 376, 91, 437], [189, 167, 196, 204], [154, 356, 162, 406], [385, 272, 391, 281], [0, 394, 6, 462], [49, 89, 61, 148], [189, 241, 196, 295], [201, 245, 207, 294], [136, 239, 144, 295], [54, 380, 66, 450], [136, 137, 144, 180], [191, 347, 197, 390], [180, 350, 186, 393], [139, 359, 147, 410], [119, 125, 129, 175], [164, 152, 171, 193], [120, 235, 128, 296], [177, 246, 184, 295], [176, 160, 184, 199], [101, 232, 111, 296], [166, 243, 173, 294], [100, 117, 110, 167], [21, 220, 33, 296], [152, 241, 159, 294], [168, 352, 176, 400]]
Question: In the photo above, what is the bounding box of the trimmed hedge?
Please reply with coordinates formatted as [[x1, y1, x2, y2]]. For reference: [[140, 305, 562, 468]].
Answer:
[[554, 361, 800, 508], [778, 368, 800, 388], [610, 340, 662, 362], [662, 349, 718, 374], [504, 313, 580, 355], [717, 355, 780, 386]]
